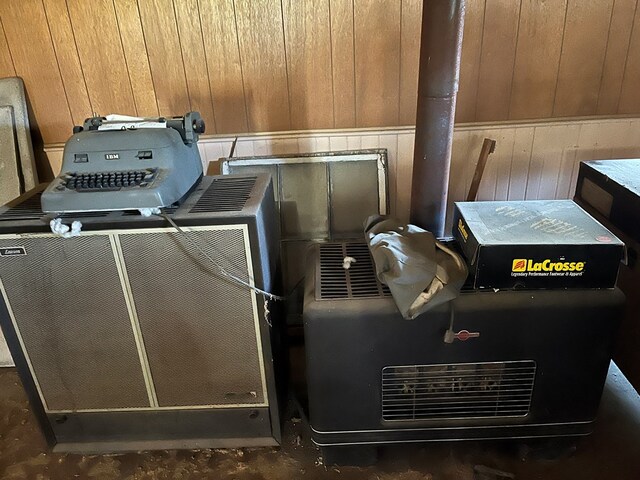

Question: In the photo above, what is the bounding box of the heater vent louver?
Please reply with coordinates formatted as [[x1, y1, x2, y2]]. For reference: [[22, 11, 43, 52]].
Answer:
[[0, 193, 43, 220], [318, 242, 390, 300], [382, 361, 536, 421], [0, 192, 110, 220], [189, 177, 256, 213]]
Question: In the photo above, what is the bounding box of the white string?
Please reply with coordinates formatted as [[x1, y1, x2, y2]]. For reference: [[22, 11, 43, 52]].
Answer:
[[160, 213, 285, 301]]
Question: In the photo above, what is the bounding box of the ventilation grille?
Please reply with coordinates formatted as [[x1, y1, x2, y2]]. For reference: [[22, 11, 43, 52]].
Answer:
[[0, 193, 43, 220], [122, 206, 177, 216], [382, 361, 536, 421], [0, 192, 109, 220], [118, 228, 265, 407], [189, 177, 256, 213], [318, 242, 390, 299]]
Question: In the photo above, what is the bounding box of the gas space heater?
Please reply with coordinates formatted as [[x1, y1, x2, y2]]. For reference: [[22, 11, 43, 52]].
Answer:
[[303, 242, 624, 463]]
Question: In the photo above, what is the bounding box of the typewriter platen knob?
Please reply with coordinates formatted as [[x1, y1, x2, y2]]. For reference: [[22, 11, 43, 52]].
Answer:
[[192, 118, 205, 134]]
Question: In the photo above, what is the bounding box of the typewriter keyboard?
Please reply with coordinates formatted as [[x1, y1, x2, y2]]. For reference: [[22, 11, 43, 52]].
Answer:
[[58, 169, 158, 192]]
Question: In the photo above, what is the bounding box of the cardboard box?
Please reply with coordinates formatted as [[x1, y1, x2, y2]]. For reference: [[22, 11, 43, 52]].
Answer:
[[453, 200, 625, 290]]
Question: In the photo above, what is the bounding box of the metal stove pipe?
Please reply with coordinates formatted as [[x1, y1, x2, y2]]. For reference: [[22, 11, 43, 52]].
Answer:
[[410, 0, 465, 237]]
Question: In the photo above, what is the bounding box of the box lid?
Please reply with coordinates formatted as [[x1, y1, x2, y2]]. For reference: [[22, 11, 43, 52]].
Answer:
[[455, 200, 624, 247], [582, 159, 640, 198]]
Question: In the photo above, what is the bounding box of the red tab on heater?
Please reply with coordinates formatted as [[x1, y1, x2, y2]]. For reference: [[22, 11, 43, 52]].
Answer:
[[454, 330, 480, 341]]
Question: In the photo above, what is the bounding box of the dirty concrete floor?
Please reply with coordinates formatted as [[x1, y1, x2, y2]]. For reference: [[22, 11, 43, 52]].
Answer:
[[1, 363, 639, 480]]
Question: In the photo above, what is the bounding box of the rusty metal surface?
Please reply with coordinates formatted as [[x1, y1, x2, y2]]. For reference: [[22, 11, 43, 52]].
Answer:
[[411, 0, 466, 237]]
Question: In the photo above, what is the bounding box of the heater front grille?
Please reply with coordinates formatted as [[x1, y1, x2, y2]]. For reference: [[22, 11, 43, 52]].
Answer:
[[318, 242, 390, 300], [382, 361, 536, 421], [190, 177, 256, 213]]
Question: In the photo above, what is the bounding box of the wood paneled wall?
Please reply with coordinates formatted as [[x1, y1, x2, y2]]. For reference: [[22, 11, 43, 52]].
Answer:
[[2, 0, 640, 145]]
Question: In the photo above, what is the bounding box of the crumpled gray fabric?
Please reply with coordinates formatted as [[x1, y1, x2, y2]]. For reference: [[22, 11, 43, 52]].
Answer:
[[365, 215, 468, 320]]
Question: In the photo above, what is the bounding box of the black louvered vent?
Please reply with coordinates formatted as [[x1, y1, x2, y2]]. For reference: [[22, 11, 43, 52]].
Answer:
[[382, 361, 536, 421], [318, 242, 390, 300], [189, 177, 256, 213], [122, 206, 177, 216], [0, 192, 111, 221], [0, 193, 44, 220], [60, 211, 110, 219]]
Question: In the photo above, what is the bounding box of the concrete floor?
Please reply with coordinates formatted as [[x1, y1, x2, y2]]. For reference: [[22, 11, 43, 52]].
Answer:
[[1, 363, 639, 480]]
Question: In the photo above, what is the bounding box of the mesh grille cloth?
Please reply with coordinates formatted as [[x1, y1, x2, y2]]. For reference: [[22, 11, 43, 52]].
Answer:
[[118, 228, 266, 407], [0, 235, 150, 411]]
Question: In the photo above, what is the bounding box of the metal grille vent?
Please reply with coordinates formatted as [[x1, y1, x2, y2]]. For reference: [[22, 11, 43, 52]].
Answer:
[[189, 177, 256, 213], [0, 235, 150, 411], [122, 206, 177, 216], [0, 193, 43, 220], [0, 192, 109, 220], [382, 361, 536, 421], [118, 228, 265, 408], [318, 243, 390, 299], [60, 211, 110, 219]]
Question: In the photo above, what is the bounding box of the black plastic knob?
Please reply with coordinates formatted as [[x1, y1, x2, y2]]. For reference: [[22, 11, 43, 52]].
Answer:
[[192, 118, 205, 134]]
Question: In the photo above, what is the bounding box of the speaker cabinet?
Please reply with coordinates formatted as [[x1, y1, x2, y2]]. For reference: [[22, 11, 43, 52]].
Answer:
[[0, 175, 283, 452]]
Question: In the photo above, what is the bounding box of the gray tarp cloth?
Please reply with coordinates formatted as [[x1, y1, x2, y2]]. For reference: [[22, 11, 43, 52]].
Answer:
[[365, 216, 468, 320]]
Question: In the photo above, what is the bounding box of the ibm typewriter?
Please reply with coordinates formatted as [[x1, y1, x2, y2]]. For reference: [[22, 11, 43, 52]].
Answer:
[[41, 112, 205, 213]]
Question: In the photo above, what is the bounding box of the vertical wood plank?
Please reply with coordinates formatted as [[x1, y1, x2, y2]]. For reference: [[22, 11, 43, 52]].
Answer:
[[456, 0, 486, 122], [233, 141, 253, 157], [235, 0, 291, 132], [569, 122, 604, 196], [399, 0, 422, 125], [67, 0, 136, 115], [2, 0, 73, 142], [554, 0, 614, 117], [42, 0, 92, 124], [526, 124, 580, 200], [113, 0, 159, 117], [507, 127, 535, 200], [597, 0, 638, 114], [329, 135, 349, 151], [282, 0, 334, 130], [475, 0, 520, 122], [378, 133, 399, 216], [609, 119, 640, 158], [346, 135, 363, 150], [198, 0, 247, 133], [486, 129, 517, 201], [560, 121, 637, 198], [537, 124, 580, 199], [395, 132, 414, 222], [353, 0, 401, 127], [314, 136, 331, 152], [0, 20, 16, 78], [619, 4, 640, 113], [174, 0, 216, 129], [329, 0, 355, 128], [360, 134, 379, 149], [448, 131, 470, 205], [270, 138, 298, 155], [510, 0, 568, 119], [137, 0, 190, 116], [295, 136, 313, 153]]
